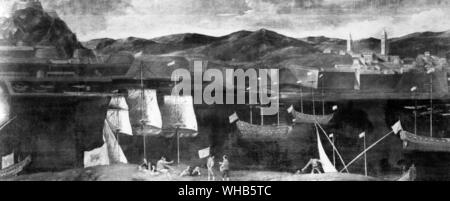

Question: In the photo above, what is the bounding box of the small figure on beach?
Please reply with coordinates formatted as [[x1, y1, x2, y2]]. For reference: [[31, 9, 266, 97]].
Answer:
[[207, 156, 215, 181], [138, 158, 149, 171], [301, 158, 323, 174], [156, 156, 174, 173], [219, 155, 230, 181], [180, 166, 202, 177]]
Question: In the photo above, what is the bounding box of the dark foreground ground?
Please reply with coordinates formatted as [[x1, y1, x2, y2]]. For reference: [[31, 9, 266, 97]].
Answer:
[[3, 163, 404, 181]]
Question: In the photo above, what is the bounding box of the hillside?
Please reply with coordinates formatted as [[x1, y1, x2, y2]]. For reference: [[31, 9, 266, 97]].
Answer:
[[84, 33, 220, 56], [390, 31, 450, 58]]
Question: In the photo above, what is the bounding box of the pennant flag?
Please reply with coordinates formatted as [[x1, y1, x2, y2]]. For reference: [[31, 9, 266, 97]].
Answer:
[[198, 147, 211, 159], [410, 86, 418, 92], [329, 133, 334, 138], [229, 112, 239, 124], [332, 105, 338, 111], [1, 153, 14, 169], [167, 61, 176, 67], [359, 132, 366, 139], [391, 121, 403, 134], [287, 105, 294, 113], [426, 68, 435, 74]]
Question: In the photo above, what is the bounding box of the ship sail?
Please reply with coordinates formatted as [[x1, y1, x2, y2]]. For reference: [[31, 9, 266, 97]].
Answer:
[[0, 88, 10, 127], [316, 129, 338, 173], [103, 120, 128, 164], [161, 95, 198, 137], [127, 89, 162, 136], [106, 96, 132, 136], [83, 142, 109, 168], [1, 153, 14, 169]]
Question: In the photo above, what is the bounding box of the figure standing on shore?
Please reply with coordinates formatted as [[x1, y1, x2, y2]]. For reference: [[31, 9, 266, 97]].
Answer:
[[219, 155, 230, 181], [207, 156, 215, 181]]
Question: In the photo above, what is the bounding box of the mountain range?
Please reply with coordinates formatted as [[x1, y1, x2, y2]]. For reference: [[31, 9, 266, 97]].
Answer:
[[85, 28, 450, 69], [3, 7, 450, 69]]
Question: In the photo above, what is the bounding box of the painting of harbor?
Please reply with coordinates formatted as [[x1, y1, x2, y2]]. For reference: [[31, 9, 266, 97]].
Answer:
[[1, 0, 450, 181]]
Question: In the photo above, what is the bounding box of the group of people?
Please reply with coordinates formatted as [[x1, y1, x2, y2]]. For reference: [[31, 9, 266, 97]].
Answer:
[[138, 156, 175, 175], [207, 155, 230, 181], [137, 154, 230, 181]]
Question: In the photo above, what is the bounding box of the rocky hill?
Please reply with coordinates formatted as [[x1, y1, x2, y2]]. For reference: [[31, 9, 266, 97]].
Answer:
[[1, 7, 84, 58]]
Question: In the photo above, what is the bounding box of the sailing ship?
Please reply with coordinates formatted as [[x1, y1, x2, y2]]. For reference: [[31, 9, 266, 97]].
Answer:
[[399, 69, 450, 153], [161, 95, 198, 138], [84, 96, 132, 167], [127, 89, 162, 136], [399, 131, 450, 152], [230, 112, 292, 140]]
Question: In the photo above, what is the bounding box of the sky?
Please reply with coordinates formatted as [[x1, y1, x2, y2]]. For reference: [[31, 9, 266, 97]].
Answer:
[[2, 0, 450, 41]]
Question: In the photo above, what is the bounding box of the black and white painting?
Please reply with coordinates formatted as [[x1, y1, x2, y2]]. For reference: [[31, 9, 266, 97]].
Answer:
[[1, 0, 450, 181]]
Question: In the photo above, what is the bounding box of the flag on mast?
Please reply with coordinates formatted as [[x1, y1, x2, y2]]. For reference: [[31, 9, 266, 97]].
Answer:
[[391, 121, 403, 134], [229, 112, 239, 123], [332, 105, 338, 111], [359, 132, 366, 139], [287, 105, 294, 113], [329, 133, 334, 138], [198, 147, 210, 159]]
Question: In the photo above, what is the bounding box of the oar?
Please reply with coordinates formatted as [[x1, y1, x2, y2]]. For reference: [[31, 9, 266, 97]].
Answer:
[[339, 131, 394, 172]]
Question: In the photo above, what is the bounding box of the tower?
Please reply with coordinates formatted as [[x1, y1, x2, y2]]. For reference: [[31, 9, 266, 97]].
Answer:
[[347, 33, 353, 53], [381, 30, 389, 56]]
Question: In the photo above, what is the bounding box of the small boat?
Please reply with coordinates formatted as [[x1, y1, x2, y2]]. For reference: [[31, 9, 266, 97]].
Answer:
[[399, 131, 450, 153], [0, 156, 31, 179], [236, 120, 292, 140], [290, 109, 334, 125]]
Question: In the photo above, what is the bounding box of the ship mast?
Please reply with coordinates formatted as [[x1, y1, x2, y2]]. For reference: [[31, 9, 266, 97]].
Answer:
[[140, 61, 147, 160], [430, 72, 433, 137]]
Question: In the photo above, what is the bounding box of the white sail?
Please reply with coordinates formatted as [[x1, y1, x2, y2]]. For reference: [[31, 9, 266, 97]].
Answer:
[[83, 143, 109, 168], [109, 96, 129, 110], [161, 96, 198, 137], [317, 130, 338, 173], [106, 110, 133, 136], [1, 153, 14, 169], [0, 88, 10, 127], [127, 89, 162, 135], [106, 96, 132, 136], [103, 120, 128, 164]]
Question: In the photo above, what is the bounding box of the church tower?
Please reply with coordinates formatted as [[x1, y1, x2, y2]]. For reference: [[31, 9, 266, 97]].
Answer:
[[381, 30, 389, 56], [347, 33, 353, 53]]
